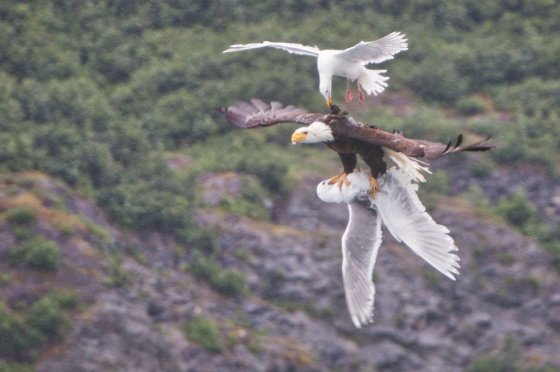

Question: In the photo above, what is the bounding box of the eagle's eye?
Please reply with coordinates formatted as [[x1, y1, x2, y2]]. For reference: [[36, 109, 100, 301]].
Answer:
[[302, 131, 308, 134]]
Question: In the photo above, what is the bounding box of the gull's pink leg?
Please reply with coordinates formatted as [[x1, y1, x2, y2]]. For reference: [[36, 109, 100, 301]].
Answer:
[[358, 84, 366, 102], [345, 80, 354, 103]]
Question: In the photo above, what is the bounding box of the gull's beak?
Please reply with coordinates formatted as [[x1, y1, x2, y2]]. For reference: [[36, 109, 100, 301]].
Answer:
[[326, 96, 333, 108], [291, 132, 307, 144]]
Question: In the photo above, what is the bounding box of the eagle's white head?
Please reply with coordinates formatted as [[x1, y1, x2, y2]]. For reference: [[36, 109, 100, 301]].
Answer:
[[291, 121, 334, 144]]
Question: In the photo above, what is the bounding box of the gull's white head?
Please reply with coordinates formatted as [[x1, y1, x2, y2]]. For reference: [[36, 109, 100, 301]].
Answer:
[[291, 121, 334, 144], [319, 75, 333, 107]]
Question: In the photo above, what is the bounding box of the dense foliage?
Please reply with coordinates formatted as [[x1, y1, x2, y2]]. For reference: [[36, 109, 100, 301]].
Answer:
[[0, 2, 559, 370], [0, 1, 558, 253]]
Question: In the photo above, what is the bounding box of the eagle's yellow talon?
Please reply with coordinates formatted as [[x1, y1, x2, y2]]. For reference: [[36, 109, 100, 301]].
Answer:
[[328, 173, 350, 189], [368, 177, 378, 198]]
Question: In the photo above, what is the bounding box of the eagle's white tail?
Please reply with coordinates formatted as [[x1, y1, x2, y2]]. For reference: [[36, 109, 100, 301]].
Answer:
[[383, 148, 432, 183], [358, 69, 389, 96]]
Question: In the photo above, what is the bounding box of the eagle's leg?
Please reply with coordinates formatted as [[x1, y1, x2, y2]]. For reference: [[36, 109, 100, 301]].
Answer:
[[328, 173, 351, 189], [368, 177, 379, 198], [345, 80, 354, 103], [327, 153, 357, 189]]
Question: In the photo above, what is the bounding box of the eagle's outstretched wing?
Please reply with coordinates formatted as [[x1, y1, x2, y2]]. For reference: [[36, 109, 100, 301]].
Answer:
[[217, 98, 324, 128], [413, 134, 496, 160], [223, 41, 321, 57], [218, 99, 495, 157], [336, 123, 496, 159], [337, 32, 408, 65]]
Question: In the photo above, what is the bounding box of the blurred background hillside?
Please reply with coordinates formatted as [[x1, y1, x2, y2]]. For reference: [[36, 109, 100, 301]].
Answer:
[[0, 1, 559, 371]]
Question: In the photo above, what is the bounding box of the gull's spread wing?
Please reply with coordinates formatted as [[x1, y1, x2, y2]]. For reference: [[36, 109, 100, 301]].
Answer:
[[223, 41, 321, 57], [217, 98, 324, 128], [342, 199, 382, 328], [317, 173, 380, 327], [374, 167, 460, 280], [337, 32, 408, 65]]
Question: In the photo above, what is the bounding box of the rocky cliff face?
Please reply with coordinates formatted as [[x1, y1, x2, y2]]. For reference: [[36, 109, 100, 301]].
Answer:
[[1, 166, 559, 371]]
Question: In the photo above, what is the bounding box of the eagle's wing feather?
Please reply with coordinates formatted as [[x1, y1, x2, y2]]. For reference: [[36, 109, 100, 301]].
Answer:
[[415, 135, 496, 160], [334, 124, 429, 158], [373, 168, 460, 280], [336, 123, 495, 159], [223, 41, 321, 57], [342, 199, 382, 328], [217, 98, 324, 128], [337, 32, 408, 65]]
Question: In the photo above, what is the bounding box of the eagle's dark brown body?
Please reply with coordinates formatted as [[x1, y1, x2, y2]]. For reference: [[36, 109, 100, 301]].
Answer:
[[326, 138, 386, 177]]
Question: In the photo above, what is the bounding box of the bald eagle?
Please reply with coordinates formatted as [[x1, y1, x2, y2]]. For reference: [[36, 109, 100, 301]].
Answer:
[[223, 32, 407, 106], [218, 98, 494, 197], [217, 98, 495, 327]]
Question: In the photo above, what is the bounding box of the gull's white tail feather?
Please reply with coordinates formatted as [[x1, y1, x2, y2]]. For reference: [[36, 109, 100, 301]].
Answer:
[[373, 167, 460, 280], [383, 148, 431, 183], [358, 69, 389, 96]]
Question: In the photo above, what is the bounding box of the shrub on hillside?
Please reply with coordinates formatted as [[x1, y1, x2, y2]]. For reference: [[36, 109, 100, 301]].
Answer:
[[26, 297, 68, 339], [0, 302, 43, 361], [182, 316, 224, 353], [495, 191, 537, 230], [190, 251, 248, 297], [9, 237, 61, 270], [456, 95, 488, 116], [5, 207, 36, 226]]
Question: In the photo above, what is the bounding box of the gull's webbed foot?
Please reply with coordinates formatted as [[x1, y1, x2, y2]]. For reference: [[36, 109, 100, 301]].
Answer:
[[328, 173, 351, 189], [368, 177, 379, 198], [358, 88, 366, 102], [345, 89, 354, 103]]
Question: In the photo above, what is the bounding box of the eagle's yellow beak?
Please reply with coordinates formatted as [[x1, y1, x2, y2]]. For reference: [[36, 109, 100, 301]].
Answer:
[[291, 132, 307, 144], [326, 96, 333, 108]]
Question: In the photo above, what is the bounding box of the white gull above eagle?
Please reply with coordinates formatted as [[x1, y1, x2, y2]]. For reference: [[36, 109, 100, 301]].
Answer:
[[223, 32, 408, 106]]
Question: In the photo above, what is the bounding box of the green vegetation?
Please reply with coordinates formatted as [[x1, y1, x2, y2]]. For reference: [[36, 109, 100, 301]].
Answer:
[[189, 251, 248, 297], [0, 302, 43, 360], [105, 254, 130, 288], [9, 237, 61, 270], [26, 297, 69, 339], [182, 316, 225, 353], [467, 337, 556, 372], [5, 207, 36, 226], [495, 191, 538, 231], [456, 95, 488, 116], [470, 190, 560, 269], [0, 292, 73, 362], [0, 363, 34, 372]]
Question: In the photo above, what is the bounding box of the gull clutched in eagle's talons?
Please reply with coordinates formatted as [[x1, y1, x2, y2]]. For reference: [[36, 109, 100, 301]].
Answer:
[[317, 169, 460, 328], [223, 32, 408, 107]]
